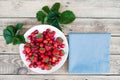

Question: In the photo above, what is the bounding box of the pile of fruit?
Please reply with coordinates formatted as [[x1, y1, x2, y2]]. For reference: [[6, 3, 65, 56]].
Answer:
[[23, 28, 65, 70]]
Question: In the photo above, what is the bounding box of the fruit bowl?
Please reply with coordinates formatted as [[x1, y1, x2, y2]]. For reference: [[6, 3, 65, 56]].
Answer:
[[19, 25, 68, 74]]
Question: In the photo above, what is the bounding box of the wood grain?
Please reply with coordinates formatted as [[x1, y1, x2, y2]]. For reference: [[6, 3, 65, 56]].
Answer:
[[1, 18, 120, 35], [1, 75, 120, 80], [0, 36, 120, 55], [1, 0, 120, 18], [0, 55, 120, 74]]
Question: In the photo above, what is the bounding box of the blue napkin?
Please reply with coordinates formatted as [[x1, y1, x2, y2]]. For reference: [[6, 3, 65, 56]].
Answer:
[[68, 33, 111, 74]]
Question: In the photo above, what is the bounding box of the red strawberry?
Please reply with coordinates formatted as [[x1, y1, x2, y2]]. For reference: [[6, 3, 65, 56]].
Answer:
[[24, 42, 30, 48], [48, 31, 55, 38], [33, 64, 37, 68], [36, 33, 43, 42], [53, 43, 58, 48], [61, 44, 65, 48], [43, 40, 48, 44], [42, 56, 49, 63], [46, 28, 50, 33], [25, 47, 31, 53], [39, 48, 45, 53], [39, 43, 44, 47], [45, 64, 52, 70], [51, 56, 57, 62], [34, 30, 39, 34], [29, 63, 33, 68], [52, 49, 59, 55], [45, 43, 52, 51], [56, 37, 63, 44], [59, 50, 65, 56], [40, 63, 45, 70]]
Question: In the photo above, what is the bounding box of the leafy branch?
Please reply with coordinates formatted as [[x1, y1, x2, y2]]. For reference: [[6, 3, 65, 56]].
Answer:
[[3, 23, 25, 45], [36, 2, 76, 31]]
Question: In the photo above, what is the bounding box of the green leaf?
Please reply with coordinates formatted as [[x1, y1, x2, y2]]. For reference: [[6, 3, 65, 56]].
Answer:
[[42, 6, 50, 13], [46, 12, 62, 31], [17, 34, 25, 43], [3, 29, 13, 44], [3, 23, 25, 45], [13, 37, 21, 45], [16, 23, 23, 30], [52, 19, 62, 31], [47, 11, 61, 24], [6, 25, 15, 36], [60, 10, 76, 24], [36, 11, 46, 24], [51, 3, 60, 12]]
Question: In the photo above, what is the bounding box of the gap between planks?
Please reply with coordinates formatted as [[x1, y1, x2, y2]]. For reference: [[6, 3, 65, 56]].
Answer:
[[1, 75, 120, 80], [0, 36, 120, 55], [1, 0, 120, 18], [0, 55, 120, 74], [0, 18, 120, 36]]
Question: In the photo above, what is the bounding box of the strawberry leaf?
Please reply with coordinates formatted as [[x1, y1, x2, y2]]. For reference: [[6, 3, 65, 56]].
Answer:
[[6, 25, 15, 36], [3, 29, 13, 44], [3, 23, 25, 45], [42, 6, 50, 13], [36, 11, 46, 24], [60, 10, 76, 24], [51, 3, 60, 12], [16, 23, 23, 30]]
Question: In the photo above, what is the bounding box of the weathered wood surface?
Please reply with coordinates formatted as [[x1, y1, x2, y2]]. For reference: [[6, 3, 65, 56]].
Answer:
[[1, 0, 120, 79], [1, 18, 120, 35], [1, 0, 120, 18], [0, 36, 120, 55], [1, 75, 120, 80], [0, 55, 120, 74]]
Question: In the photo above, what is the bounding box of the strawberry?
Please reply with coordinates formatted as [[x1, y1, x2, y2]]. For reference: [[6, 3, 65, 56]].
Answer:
[[48, 31, 55, 38], [61, 44, 65, 48], [25, 47, 31, 53], [40, 63, 45, 70], [34, 30, 39, 34], [36, 33, 43, 42], [59, 50, 65, 56], [52, 56, 57, 62], [29, 63, 33, 68], [42, 56, 49, 63], [52, 49, 59, 55], [45, 43, 52, 51], [53, 43, 58, 48], [45, 64, 52, 70], [46, 28, 50, 33], [39, 48, 45, 53], [43, 40, 48, 44], [39, 43, 44, 47], [24, 42, 30, 48], [56, 37, 63, 44]]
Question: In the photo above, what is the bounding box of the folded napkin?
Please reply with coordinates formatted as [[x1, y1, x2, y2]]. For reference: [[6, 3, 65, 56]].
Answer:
[[68, 33, 111, 74]]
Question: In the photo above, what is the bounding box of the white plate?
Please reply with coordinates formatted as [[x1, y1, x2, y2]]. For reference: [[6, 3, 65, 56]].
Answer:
[[19, 25, 69, 74]]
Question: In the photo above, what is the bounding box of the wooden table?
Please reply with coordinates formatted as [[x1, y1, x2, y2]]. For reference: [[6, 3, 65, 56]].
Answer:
[[0, 0, 120, 80]]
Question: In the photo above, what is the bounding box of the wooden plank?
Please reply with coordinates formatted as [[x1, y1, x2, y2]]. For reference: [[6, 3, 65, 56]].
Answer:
[[0, 36, 120, 55], [1, 75, 120, 80], [1, 0, 120, 17], [1, 18, 120, 35], [0, 55, 120, 74]]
